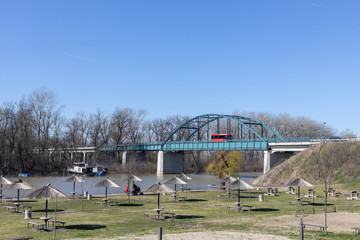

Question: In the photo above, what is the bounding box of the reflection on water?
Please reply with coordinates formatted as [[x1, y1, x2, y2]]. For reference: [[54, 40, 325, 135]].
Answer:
[[2, 172, 261, 199]]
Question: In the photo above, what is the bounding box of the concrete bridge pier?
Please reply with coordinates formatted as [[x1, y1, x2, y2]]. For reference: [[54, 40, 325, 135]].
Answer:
[[82, 151, 87, 163], [122, 151, 127, 165], [121, 151, 147, 165], [157, 151, 186, 175], [263, 151, 295, 174]]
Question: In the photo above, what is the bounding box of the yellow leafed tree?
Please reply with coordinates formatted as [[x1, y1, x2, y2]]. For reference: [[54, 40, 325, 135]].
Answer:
[[206, 151, 243, 179]]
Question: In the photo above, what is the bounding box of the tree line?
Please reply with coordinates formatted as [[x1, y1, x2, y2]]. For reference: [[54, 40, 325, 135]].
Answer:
[[0, 89, 355, 175]]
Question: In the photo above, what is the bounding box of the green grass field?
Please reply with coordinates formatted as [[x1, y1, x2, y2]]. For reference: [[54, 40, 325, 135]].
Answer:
[[1, 185, 360, 240]]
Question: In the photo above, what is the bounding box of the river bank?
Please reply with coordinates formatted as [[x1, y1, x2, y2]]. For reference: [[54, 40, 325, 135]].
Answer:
[[1, 172, 262, 199]]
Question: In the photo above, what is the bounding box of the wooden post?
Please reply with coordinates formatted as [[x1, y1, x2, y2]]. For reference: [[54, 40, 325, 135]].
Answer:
[[158, 227, 163, 240]]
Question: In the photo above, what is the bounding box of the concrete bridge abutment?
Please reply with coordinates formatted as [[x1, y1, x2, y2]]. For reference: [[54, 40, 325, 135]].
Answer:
[[263, 151, 295, 174], [157, 151, 186, 175]]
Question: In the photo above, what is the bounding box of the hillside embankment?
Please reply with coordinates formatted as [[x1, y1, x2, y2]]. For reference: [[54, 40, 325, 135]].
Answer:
[[253, 142, 360, 186]]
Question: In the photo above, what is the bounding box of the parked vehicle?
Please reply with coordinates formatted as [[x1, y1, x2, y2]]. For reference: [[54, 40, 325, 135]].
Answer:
[[211, 134, 233, 142]]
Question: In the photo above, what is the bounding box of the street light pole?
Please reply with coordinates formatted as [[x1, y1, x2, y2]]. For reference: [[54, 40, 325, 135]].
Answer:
[[322, 122, 326, 141]]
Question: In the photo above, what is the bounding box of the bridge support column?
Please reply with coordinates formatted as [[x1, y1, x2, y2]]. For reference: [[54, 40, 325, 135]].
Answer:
[[122, 151, 127, 165], [263, 151, 270, 174], [82, 152, 86, 163], [157, 151, 186, 176]]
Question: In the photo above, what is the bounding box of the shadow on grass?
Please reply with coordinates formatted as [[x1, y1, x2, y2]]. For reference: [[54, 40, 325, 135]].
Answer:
[[118, 203, 143, 207], [310, 203, 334, 206], [32, 209, 65, 213], [175, 215, 205, 219], [252, 208, 280, 212], [183, 199, 207, 202], [19, 200, 38, 203], [66, 224, 106, 230]]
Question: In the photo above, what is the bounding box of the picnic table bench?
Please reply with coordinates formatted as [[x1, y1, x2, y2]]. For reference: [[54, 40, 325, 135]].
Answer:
[[4, 206, 17, 212], [143, 212, 164, 220], [288, 200, 310, 206], [0, 237, 34, 240], [27, 221, 45, 230], [49, 220, 66, 228], [94, 201, 106, 206], [227, 205, 242, 212], [108, 201, 118, 206], [303, 223, 327, 232], [241, 205, 253, 211], [301, 200, 311, 205], [176, 196, 186, 201], [161, 212, 176, 218]]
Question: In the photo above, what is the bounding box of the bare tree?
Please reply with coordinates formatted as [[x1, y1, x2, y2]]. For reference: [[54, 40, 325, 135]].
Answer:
[[27, 89, 63, 173], [340, 129, 356, 139], [313, 143, 344, 234], [88, 109, 110, 147], [110, 107, 130, 145], [125, 109, 146, 144]]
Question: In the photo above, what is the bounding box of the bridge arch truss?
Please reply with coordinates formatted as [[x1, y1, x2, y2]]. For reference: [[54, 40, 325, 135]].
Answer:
[[161, 114, 284, 151]]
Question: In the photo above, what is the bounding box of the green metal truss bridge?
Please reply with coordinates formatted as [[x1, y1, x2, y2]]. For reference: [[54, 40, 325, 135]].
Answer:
[[99, 114, 316, 152]]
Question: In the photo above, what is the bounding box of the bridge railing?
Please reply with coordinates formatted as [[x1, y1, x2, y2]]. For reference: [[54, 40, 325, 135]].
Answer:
[[267, 137, 312, 143], [162, 139, 268, 151], [96, 137, 359, 152], [268, 137, 358, 143]]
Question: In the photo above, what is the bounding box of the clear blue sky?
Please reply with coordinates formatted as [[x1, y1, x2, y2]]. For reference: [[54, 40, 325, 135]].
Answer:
[[0, 1, 359, 135]]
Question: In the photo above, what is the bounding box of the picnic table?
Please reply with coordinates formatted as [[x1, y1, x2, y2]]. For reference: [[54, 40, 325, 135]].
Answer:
[[13, 203, 21, 212], [40, 216, 52, 230], [328, 188, 336, 196], [352, 227, 360, 234], [19, 205, 32, 212], [143, 212, 163, 220], [287, 186, 296, 194], [144, 208, 166, 220], [264, 187, 276, 196], [303, 223, 327, 232], [227, 204, 253, 212], [305, 189, 316, 198]]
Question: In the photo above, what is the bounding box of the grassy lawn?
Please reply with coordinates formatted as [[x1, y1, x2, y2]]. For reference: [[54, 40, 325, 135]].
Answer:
[[1, 186, 360, 240]]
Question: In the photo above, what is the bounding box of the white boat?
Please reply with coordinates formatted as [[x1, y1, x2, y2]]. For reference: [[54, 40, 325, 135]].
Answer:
[[68, 162, 108, 176], [68, 162, 90, 175]]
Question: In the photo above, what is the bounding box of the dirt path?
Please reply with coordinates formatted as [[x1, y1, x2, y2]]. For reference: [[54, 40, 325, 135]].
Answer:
[[67, 231, 292, 240], [266, 211, 360, 233]]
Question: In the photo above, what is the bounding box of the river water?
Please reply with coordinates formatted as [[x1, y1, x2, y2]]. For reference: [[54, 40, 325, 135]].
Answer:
[[1, 172, 262, 199]]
